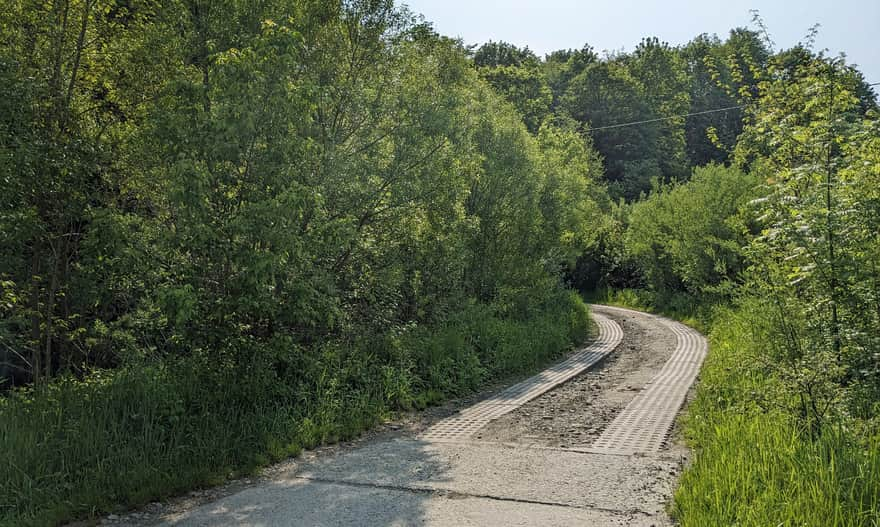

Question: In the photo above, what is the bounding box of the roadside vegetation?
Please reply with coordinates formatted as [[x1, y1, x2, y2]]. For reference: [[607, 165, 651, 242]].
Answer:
[[1, 1, 878, 526], [0, 2, 600, 524]]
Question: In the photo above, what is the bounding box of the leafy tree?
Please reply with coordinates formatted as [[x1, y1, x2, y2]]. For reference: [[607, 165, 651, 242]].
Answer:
[[474, 41, 552, 133], [478, 65, 553, 133], [626, 164, 758, 299], [737, 51, 880, 428], [0, 0, 176, 383], [626, 38, 690, 181], [543, 44, 598, 106], [562, 60, 661, 200], [680, 34, 743, 166], [561, 40, 692, 200], [535, 118, 607, 270], [0, 0, 608, 388], [473, 40, 539, 68]]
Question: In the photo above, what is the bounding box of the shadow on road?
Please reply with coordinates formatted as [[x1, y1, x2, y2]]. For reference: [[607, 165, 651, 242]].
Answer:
[[164, 438, 450, 526]]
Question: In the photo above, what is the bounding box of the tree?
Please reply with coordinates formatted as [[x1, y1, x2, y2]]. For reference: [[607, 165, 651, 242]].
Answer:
[[543, 44, 597, 107], [626, 164, 758, 299], [680, 34, 741, 166], [738, 51, 880, 428], [473, 40, 539, 68], [474, 41, 552, 133], [626, 37, 690, 181], [562, 61, 661, 200], [0, 0, 176, 383]]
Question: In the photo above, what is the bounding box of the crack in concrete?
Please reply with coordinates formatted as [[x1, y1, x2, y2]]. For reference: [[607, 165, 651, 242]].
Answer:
[[391, 437, 662, 458], [292, 475, 656, 518]]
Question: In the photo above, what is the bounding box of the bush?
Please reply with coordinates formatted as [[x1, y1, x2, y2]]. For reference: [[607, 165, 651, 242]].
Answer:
[[625, 164, 758, 301]]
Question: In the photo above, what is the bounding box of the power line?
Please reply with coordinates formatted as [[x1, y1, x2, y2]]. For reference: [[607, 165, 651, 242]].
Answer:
[[588, 105, 745, 133], [588, 81, 880, 133]]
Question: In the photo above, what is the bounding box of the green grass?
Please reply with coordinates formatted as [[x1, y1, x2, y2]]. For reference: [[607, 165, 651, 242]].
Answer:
[[674, 411, 880, 526], [587, 286, 711, 332], [672, 306, 880, 526], [0, 290, 591, 526]]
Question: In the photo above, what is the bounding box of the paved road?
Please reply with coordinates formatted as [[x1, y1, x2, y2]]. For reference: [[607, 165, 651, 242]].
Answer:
[[136, 306, 707, 526]]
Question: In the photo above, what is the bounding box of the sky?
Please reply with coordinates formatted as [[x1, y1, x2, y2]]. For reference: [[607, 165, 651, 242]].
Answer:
[[397, 0, 880, 84]]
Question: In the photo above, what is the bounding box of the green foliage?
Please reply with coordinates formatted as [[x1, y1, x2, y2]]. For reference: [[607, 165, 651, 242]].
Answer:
[[561, 60, 662, 199], [468, 29, 774, 200], [626, 164, 759, 300], [0, 290, 590, 526], [616, 46, 880, 526], [0, 0, 177, 383], [543, 45, 597, 106], [472, 40, 539, 68], [478, 64, 553, 133], [534, 119, 608, 268], [0, 0, 607, 383], [626, 37, 691, 181], [0, 2, 607, 524], [473, 41, 553, 133], [557, 39, 692, 200], [3, 4, 878, 526], [673, 304, 880, 526], [737, 53, 880, 427]]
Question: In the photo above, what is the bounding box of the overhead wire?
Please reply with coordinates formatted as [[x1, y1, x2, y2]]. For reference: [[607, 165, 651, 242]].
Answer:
[[588, 81, 878, 133], [587, 105, 745, 133]]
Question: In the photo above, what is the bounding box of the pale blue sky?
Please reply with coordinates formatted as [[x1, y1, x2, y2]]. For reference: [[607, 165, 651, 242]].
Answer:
[[398, 1, 880, 84]]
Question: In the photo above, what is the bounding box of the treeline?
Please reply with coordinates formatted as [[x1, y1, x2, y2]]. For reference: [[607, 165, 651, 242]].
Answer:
[[471, 30, 876, 202], [1, 0, 879, 524], [0, 1, 602, 524], [576, 35, 879, 527], [0, 1, 604, 386], [472, 33, 757, 200]]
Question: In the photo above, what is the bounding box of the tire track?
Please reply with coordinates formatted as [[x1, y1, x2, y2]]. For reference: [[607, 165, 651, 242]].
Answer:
[[584, 305, 707, 455], [419, 312, 624, 442]]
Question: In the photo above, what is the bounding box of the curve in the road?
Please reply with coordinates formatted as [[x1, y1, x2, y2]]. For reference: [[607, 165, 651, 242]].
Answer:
[[419, 312, 624, 442], [147, 306, 707, 527], [584, 305, 708, 455]]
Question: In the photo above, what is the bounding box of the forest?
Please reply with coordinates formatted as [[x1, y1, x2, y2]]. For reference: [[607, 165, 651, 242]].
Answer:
[[0, 1, 878, 525]]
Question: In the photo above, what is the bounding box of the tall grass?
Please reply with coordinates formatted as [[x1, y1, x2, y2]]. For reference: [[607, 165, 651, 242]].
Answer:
[[674, 412, 880, 526], [673, 305, 880, 526], [0, 290, 590, 526]]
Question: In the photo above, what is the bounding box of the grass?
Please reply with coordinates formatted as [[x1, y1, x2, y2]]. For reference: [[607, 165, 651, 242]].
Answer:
[[673, 305, 880, 526], [0, 289, 591, 526], [587, 286, 710, 332]]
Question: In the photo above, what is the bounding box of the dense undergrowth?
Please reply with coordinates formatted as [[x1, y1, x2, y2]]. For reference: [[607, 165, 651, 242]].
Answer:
[[0, 290, 590, 526], [0, 2, 603, 524]]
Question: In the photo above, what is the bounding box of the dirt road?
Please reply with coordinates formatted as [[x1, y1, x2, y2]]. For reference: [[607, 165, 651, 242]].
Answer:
[[107, 305, 707, 526]]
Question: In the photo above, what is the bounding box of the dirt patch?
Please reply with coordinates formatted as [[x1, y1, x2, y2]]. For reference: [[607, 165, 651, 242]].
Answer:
[[475, 307, 677, 448]]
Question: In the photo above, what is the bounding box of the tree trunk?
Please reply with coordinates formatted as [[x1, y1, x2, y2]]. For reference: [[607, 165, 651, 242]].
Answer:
[[29, 248, 42, 384]]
